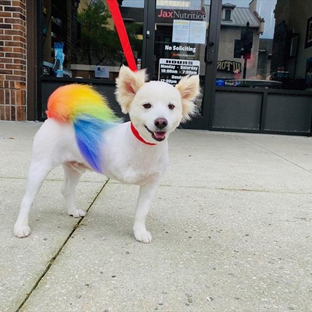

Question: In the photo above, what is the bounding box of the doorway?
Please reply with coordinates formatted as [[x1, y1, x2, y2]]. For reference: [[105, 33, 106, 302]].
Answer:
[[142, 0, 222, 130]]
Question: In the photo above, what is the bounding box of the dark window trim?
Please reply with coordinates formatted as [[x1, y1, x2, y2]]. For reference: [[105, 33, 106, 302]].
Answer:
[[26, 0, 38, 120]]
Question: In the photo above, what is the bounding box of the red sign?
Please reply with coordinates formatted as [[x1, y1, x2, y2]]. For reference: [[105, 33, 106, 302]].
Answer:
[[156, 9, 206, 21]]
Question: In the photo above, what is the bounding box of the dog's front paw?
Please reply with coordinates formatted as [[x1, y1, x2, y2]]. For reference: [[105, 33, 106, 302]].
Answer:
[[68, 208, 86, 218], [14, 224, 31, 238], [134, 229, 153, 243]]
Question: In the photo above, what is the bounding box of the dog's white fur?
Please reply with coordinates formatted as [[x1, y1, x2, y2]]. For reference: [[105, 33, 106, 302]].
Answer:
[[14, 66, 200, 243]]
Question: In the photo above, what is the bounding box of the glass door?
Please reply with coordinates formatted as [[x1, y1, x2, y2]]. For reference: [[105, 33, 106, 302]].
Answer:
[[143, 0, 222, 129]]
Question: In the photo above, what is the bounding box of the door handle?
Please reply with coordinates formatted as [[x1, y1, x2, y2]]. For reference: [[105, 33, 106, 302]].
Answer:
[[205, 42, 214, 64]]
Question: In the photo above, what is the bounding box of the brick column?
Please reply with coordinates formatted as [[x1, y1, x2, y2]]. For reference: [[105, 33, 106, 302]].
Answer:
[[0, 0, 27, 121]]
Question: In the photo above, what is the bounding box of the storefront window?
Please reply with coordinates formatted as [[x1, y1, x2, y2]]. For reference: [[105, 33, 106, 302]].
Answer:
[[216, 0, 312, 92], [41, 0, 143, 81], [36, 0, 312, 132], [40, 0, 312, 92]]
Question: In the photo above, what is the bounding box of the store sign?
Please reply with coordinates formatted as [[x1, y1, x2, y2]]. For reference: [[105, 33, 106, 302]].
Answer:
[[156, 9, 206, 21], [217, 60, 242, 73], [158, 58, 200, 85]]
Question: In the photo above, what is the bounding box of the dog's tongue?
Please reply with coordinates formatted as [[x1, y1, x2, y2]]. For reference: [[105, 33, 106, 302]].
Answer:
[[154, 131, 166, 140]]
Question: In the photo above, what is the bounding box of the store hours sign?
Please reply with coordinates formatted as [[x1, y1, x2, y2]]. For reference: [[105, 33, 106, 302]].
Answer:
[[158, 58, 200, 85]]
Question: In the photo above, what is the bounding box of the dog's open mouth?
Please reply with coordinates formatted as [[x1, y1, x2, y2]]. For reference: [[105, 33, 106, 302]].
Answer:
[[145, 126, 166, 142], [153, 131, 166, 141]]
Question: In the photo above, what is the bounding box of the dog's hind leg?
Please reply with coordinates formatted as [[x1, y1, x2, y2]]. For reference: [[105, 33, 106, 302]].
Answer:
[[61, 162, 86, 218], [14, 160, 55, 238]]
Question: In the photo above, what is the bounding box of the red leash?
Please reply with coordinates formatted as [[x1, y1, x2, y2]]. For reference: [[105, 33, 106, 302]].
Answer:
[[107, 1, 156, 146], [106, 0, 137, 71]]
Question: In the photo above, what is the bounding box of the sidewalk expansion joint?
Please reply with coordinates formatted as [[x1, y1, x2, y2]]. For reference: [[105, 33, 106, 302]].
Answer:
[[15, 179, 110, 312], [159, 184, 312, 195], [239, 135, 312, 174]]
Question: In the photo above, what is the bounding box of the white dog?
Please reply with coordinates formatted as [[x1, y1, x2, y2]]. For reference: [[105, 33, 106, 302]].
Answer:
[[14, 66, 199, 243]]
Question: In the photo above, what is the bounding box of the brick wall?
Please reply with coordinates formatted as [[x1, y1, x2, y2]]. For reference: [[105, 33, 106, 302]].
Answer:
[[0, 0, 27, 121]]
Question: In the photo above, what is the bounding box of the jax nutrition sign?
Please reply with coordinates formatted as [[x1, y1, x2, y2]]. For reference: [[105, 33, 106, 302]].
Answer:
[[158, 58, 200, 85]]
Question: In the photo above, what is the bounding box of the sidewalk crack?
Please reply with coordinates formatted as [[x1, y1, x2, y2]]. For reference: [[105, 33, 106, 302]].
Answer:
[[15, 179, 110, 312]]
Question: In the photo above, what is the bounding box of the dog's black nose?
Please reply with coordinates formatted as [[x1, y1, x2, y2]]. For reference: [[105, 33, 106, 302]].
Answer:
[[154, 118, 168, 129]]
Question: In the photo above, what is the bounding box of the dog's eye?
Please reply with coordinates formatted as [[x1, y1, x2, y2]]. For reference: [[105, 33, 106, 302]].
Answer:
[[143, 103, 152, 109], [168, 104, 175, 110]]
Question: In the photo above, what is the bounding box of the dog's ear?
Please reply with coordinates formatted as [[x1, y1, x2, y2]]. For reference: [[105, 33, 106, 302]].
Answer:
[[115, 65, 147, 114], [175, 75, 200, 122]]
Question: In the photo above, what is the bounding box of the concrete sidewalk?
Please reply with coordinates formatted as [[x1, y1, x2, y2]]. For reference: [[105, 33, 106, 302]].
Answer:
[[1, 121, 312, 311]]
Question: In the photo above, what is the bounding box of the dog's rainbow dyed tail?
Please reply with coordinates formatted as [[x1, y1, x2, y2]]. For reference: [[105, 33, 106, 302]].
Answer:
[[46, 84, 120, 173]]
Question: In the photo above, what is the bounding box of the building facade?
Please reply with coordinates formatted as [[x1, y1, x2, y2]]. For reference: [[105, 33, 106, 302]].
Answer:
[[1, 0, 312, 135], [0, 0, 27, 121]]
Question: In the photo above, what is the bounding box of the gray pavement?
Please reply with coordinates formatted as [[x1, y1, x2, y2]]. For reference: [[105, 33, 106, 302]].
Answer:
[[1, 121, 312, 312]]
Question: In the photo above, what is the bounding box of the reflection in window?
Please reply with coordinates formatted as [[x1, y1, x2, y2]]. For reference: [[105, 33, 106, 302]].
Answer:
[[41, 0, 143, 80], [224, 9, 231, 21], [217, 0, 312, 91]]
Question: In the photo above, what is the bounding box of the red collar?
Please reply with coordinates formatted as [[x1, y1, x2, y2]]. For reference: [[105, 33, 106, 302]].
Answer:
[[130, 122, 156, 146]]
